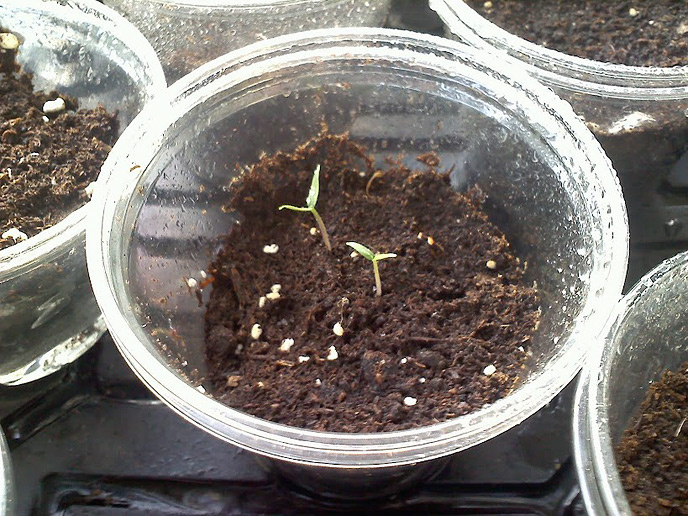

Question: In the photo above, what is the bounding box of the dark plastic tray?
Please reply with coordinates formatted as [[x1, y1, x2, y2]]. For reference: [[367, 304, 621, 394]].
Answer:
[[0, 334, 584, 515], [4, 1, 687, 513]]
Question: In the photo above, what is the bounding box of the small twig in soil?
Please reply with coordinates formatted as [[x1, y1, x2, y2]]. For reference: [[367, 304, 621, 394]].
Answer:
[[405, 335, 478, 346], [229, 267, 248, 306], [346, 241, 397, 297], [365, 170, 385, 196], [278, 164, 332, 251], [676, 417, 686, 438]]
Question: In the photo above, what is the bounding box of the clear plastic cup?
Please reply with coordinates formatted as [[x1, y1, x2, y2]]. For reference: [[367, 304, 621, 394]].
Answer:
[[0, 0, 166, 385], [430, 0, 688, 281], [101, 0, 392, 82], [574, 252, 688, 515], [0, 430, 11, 516], [87, 28, 628, 497]]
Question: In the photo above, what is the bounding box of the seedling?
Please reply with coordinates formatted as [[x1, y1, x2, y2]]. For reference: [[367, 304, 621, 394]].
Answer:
[[279, 165, 331, 251], [346, 241, 397, 297]]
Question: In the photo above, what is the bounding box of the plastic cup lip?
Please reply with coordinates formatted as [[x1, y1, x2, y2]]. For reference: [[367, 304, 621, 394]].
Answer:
[[0, 430, 12, 516], [0, 0, 166, 275], [135, 0, 354, 9], [429, 0, 688, 100], [574, 252, 688, 515], [87, 27, 629, 467]]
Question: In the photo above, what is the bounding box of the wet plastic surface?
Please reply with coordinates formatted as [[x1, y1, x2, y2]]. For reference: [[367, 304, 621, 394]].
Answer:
[[1, 334, 586, 515], [87, 9, 626, 481], [0, 0, 165, 386], [574, 251, 688, 514], [1, 3, 683, 514], [102, 0, 392, 82], [430, 0, 688, 288]]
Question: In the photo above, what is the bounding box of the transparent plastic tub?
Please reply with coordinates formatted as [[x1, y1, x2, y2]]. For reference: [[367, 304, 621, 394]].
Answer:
[[574, 252, 688, 515], [101, 0, 392, 82], [87, 28, 628, 497], [0, 0, 166, 385], [431, 0, 688, 276], [0, 430, 11, 516]]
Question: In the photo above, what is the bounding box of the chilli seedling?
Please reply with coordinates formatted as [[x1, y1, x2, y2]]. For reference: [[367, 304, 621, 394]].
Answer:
[[346, 241, 397, 297], [279, 164, 331, 251]]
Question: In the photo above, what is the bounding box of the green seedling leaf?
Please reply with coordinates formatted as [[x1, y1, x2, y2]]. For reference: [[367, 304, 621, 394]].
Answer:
[[346, 241, 375, 261], [346, 241, 397, 296], [375, 253, 397, 261], [305, 164, 320, 209], [278, 205, 310, 212], [278, 165, 331, 251]]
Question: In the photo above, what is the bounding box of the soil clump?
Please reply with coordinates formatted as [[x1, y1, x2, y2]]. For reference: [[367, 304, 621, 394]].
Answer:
[[204, 134, 539, 432], [0, 29, 119, 251], [616, 361, 688, 515]]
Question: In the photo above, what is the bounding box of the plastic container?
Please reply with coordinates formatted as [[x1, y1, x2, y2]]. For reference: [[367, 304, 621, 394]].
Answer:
[[430, 0, 688, 280], [101, 0, 392, 82], [574, 252, 688, 515], [0, 430, 12, 516], [87, 28, 628, 497], [0, 0, 166, 385]]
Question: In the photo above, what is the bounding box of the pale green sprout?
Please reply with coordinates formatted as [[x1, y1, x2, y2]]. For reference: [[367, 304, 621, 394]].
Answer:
[[346, 241, 397, 297], [278, 164, 331, 251]]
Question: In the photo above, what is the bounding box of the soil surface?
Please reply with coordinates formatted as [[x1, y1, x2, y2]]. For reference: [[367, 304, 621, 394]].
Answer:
[[204, 134, 540, 432], [466, 0, 688, 67], [0, 29, 119, 251], [616, 361, 688, 515]]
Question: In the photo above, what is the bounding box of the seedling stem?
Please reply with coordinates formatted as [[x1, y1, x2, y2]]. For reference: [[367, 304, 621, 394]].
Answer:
[[346, 241, 397, 297], [311, 209, 331, 251]]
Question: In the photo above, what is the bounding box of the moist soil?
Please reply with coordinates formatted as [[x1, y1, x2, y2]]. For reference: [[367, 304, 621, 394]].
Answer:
[[466, 0, 688, 67], [466, 1, 688, 268], [0, 30, 119, 251], [616, 361, 688, 515], [204, 134, 540, 432]]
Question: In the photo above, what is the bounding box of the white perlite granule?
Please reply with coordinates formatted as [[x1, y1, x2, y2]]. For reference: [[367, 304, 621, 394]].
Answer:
[[42, 97, 66, 114], [279, 338, 295, 352], [84, 181, 97, 198], [0, 33, 19, 51], [2, 228, 28, 242]]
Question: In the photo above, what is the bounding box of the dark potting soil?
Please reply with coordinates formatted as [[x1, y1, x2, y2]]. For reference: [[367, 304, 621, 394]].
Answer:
[[462, 2, 688, 253], [0, 30, 119, 251], [204, 134, 540, 432], [466, 0, 688, 67], [616, 361, 688, 515]]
